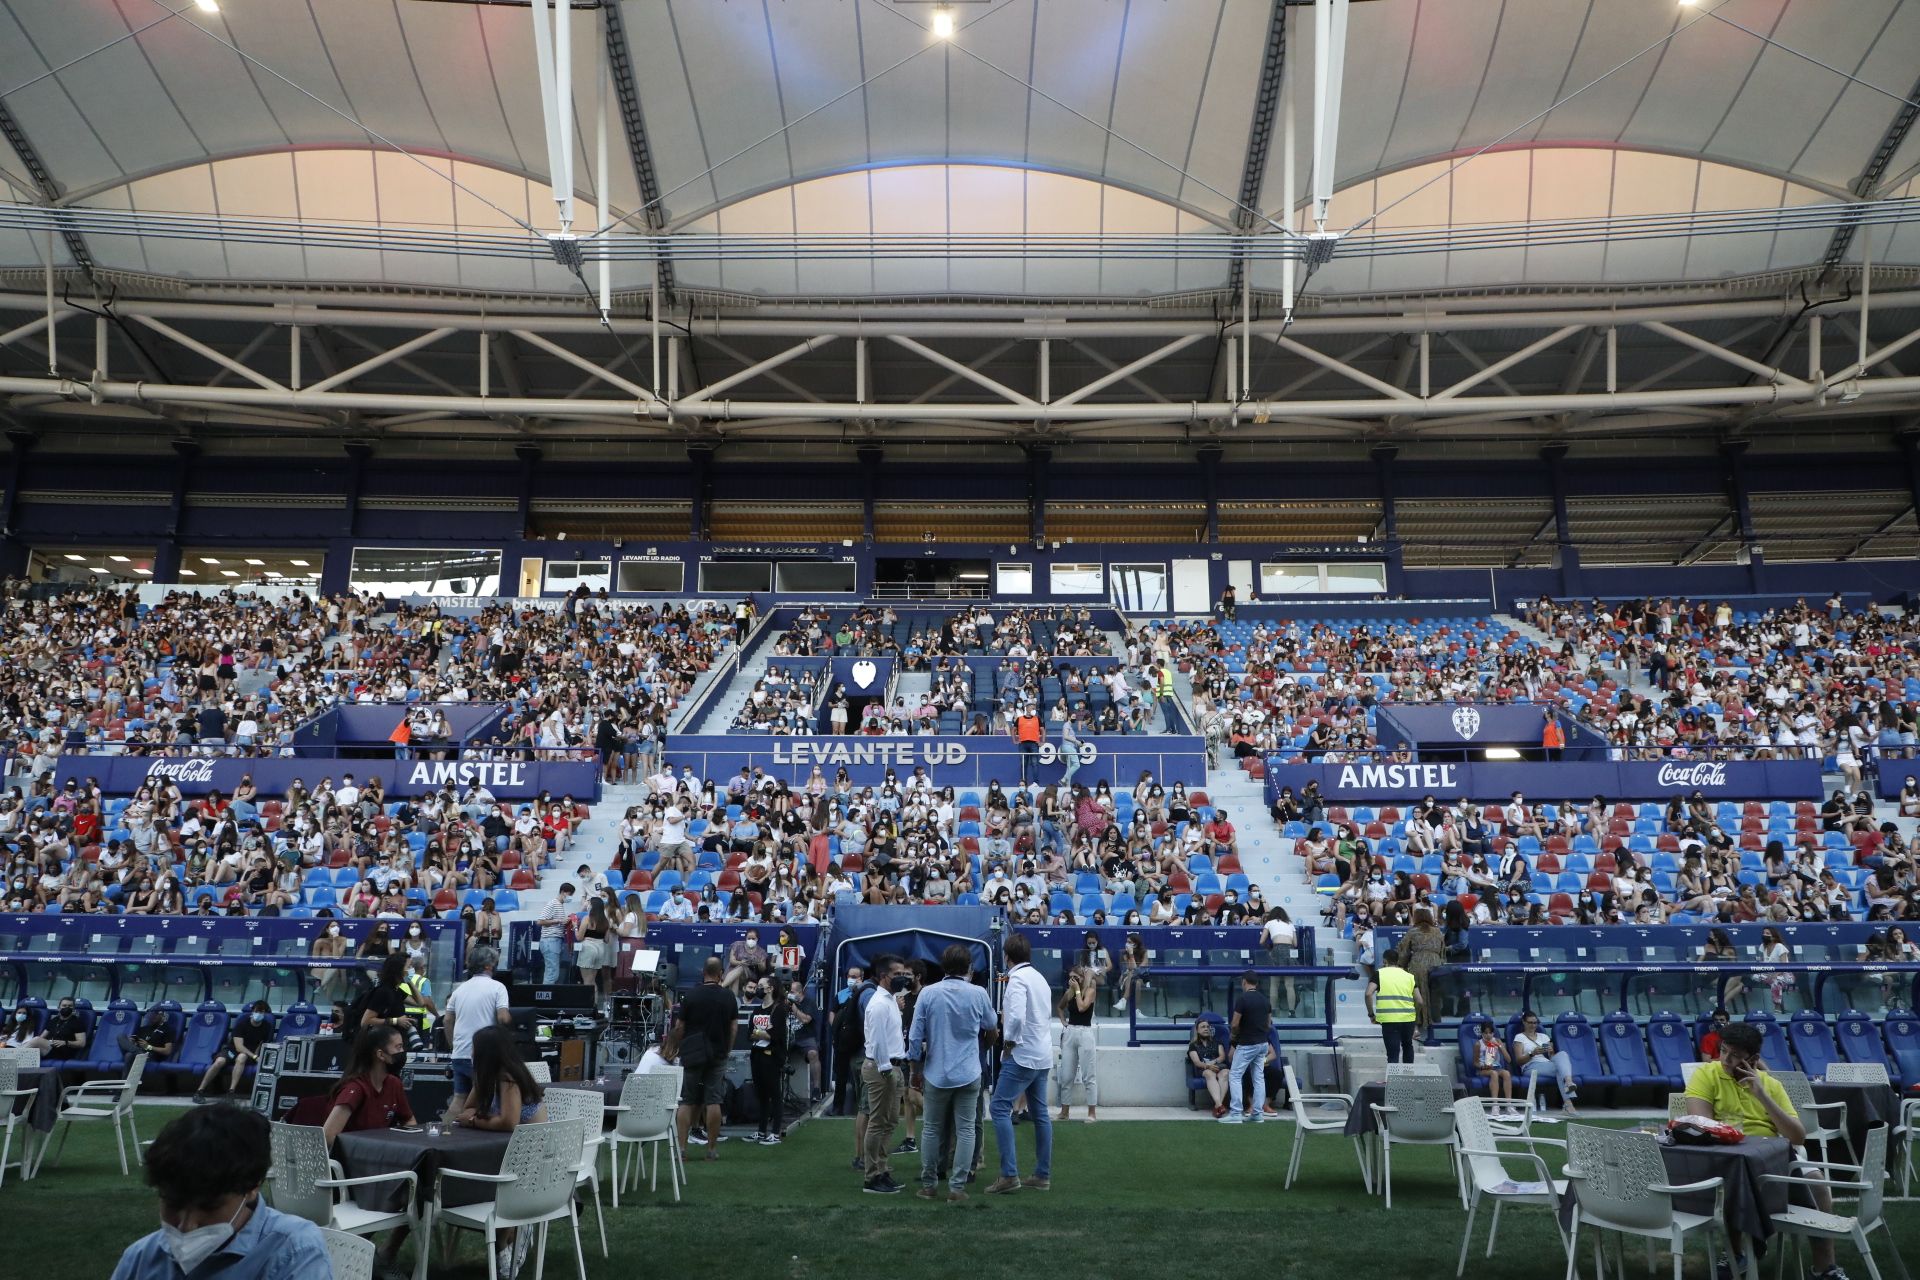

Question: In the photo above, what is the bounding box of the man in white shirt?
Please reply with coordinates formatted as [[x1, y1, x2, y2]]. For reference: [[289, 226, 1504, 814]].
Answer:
[[659, 885, 696, 922], [986, 933, 1054, 1193], [443, 946, 511, 1111], [335, 774, 360, 809], [536, 884, 574, 983], [860, 954, 908, 1195], [658, 804, 693, 875]]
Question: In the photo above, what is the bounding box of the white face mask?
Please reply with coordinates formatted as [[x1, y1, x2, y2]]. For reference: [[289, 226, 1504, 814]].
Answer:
[[326, 925, 340, 938], [162, 1198, 247, 1273]]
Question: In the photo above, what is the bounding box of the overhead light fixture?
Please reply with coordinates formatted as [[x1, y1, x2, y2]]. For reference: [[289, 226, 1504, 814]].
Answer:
[[179, 569, 197, 577], [307, 572, 322, 579], [264, 569, 282, 577], [244, 558, 264, 566], [931, 4, 955, 38], [194, 0, 219, 12], [220, 569, 240, 578], [1484, 747, 1524, 761], [133, 568, 153, 576], [63, 554, 85, 562], [289, 559, 310, 567], [201, 557, 220, 565], [109, 555, 130, 563]]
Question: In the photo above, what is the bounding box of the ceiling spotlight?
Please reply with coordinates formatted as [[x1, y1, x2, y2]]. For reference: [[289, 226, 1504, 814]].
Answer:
[[931, 4, 955, 38], [133, 568, 153, 576], [289, 559, 310, 567], [179, 569, 197, 577], [109, 555, 130, 563], [63, 554, 85, 562], [220, 569, 240, 578], [244, 558, 264, 566], [194, 0, 220, 12], [264, 569, 282, 577], [201, 557, 220, 565]]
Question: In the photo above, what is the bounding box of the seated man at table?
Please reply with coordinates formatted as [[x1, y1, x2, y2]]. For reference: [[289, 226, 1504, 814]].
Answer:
[[1684, 1023, 1846, 1280], [111, 1104, 331, 1280]]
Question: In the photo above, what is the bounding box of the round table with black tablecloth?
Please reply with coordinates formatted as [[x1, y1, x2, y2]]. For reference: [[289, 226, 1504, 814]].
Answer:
[[1809, 1079, 1898, 1157], [1558, 1135, 1795, 1274], [335, 1126, 512, 1212]]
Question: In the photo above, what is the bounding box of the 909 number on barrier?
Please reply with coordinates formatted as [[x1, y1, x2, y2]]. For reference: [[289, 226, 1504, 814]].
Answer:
[[1036, 742, 1099, 766]]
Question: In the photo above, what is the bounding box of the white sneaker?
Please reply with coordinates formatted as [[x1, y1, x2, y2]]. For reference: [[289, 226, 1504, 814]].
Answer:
[[1113, 998, 1127, 1011]]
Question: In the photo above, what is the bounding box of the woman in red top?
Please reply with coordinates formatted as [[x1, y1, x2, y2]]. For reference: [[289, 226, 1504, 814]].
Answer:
[[321, 1024, 416, 1147]]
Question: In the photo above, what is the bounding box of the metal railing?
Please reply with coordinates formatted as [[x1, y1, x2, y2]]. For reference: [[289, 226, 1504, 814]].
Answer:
[[870, 581, 994, 600], [1122, 965, 1354, 1047]]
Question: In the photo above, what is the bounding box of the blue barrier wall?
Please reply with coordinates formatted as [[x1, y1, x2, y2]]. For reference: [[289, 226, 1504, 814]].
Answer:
[[661, 734, 1207, 787], [53, 755, 605, 801], [1373, 703, 1608, 759], [1264, 758, 1825, 803]]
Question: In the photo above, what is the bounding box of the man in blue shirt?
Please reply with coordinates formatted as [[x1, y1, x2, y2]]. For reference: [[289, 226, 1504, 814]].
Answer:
[[906, 943, 997, 1203], [111, 1104, 330, 1280]]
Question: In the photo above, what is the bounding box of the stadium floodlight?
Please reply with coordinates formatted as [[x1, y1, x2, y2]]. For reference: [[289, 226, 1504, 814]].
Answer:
[[931, 5, 955, 38]]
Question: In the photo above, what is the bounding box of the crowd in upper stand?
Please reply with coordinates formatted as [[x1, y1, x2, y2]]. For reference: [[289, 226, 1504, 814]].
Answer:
[[770, 604, 1112, 661], [1524, 594, 1920, 767]]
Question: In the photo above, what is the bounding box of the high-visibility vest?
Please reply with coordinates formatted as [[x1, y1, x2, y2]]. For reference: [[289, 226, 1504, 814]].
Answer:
[[1375, 966, 1418, 1023], [1015, 715, 1042, 744], [1542, 719, 1566, 749], [1156, 669, 1175, 698], [401, 977, 434, 1029]]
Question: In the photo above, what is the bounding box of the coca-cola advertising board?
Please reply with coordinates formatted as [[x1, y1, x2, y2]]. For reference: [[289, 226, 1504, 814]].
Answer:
[[52, 754, 604, 801], [1262, 758, 1823, 803]]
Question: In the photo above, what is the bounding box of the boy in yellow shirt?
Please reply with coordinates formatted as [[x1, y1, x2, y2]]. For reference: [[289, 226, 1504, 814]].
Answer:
[[1684, 1023, 1845, 1280]]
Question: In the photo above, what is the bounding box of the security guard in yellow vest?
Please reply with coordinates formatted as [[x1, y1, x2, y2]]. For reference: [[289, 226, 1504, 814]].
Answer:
[[1366, 953, 1424, 1065], [400, 960, 438, 1048], [1153, 660, 1178, 731]]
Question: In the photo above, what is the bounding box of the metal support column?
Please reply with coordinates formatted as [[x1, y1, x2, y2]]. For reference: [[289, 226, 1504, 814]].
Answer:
[[687, 443, 715, 541], [1198, 444, 1223, 544], [152, 437, 198, 584], [857, 445, 882, 545], [1025, 444, 1050, 548], [1721, 439, 1764, 592], [1370, 443, 1404, 596], [515, 443, 542, 539], [342, 441, 373, 542], [0, 429, 33, 579], [1541, 443, 1582, 599]]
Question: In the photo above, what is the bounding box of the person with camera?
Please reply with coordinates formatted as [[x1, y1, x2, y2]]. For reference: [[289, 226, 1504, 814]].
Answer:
[[859, 954, 910, 1194], [673, 956, 739, 1165], [906, 945, 996, 1202], [120, 1005, 176, 1072], [1684, 1022, 1847, 1280], [748, 977, 791, 1145]]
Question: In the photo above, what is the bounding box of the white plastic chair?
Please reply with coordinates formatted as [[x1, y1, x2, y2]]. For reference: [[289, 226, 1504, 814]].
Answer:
[[0, 1047, 41, 1069], [426, 1119, 587, 1280], [1369, 1070, 1462, 1209], [607, 1072, 682, 1205], [35, 1052, 146, 1177], [1452, 1098, 1569, 1277], [264, 1122, 419, 1278], [318, 1228, 376, 1280], [526, 1060, 553, 1085], [1825, 1062, 1891, 1088], [1561, 1123, 1729, 1280], [1678, 1061, 1708, 1087], [1279, 1062, 1360, 1192], [0, 1058, 37, 1186], [539, 1089, 607, 1257], [1761, 1124, 1906, 1280], [1486, 1072, 1548, 1138], [1895, 1097, 1918, 1200], [1774, 1070, 1854, 1164]]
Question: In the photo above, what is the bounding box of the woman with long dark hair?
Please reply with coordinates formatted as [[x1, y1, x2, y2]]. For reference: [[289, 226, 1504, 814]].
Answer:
[[455, 1024, 545, 1132], [322, 1023, 415, 1146]]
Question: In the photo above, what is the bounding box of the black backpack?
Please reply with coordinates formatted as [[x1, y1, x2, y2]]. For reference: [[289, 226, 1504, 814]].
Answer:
[[835, 983, 877, 1058]]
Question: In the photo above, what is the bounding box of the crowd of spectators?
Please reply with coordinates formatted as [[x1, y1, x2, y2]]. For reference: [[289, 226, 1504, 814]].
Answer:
[[1522, 594, 1920, 767], [770, 604, 1112, 663]]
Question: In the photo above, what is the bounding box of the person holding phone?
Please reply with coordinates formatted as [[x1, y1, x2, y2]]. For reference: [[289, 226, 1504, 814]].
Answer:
[[1684, 1023, 1844, 1280]]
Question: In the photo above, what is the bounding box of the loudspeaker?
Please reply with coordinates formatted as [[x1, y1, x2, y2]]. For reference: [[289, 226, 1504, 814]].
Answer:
[[279, 1035, 345, 1074], [256, 1071, 338, 1122], [599, 1037, 642, 1069]]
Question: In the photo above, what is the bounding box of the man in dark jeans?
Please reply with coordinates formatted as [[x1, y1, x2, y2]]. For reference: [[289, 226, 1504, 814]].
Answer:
[[673, 957, 739, 1163], [1220, 971, 1271, 1123]]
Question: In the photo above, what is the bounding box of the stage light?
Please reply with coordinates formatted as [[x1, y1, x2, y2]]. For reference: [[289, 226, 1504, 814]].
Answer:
[[931, 5, 955, 38]]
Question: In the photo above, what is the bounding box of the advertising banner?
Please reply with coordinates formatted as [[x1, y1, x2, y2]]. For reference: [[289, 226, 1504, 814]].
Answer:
[[662, 733, 1207, 787], [1373, 703, 1607, 757], [53, 754, 604, 801], [1263, 757, 1823, 803]]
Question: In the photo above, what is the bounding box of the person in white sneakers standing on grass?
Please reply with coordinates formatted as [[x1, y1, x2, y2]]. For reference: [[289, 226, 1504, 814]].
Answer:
[[1220, 971, 1270, 1123], [1054, 965, 1098, 1122]]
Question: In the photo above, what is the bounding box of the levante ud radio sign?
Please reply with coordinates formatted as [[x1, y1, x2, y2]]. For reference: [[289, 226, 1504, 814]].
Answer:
[[766, 739, 1097, 768]]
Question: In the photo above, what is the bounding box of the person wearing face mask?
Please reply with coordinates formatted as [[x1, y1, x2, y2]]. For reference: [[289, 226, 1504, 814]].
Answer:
[[110, 1103, 330, 1280], [193, 1000, 274, 1104], [120, 1006, 177, 1072], [399, 953, 439, 1045], [308, 918, 350, 1001]]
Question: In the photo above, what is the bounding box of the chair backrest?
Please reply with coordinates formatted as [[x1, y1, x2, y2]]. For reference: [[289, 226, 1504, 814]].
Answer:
[[1565, 1124, 1676, 1233], [1645, 1014, 1692, 1081], [267, 1121, 338, 1226], [1381, 1072, 1457, 1141], [0, 1046, 39, 1069], [525, 1060, 552, 1085], [1771, 1069, 1818, 1123], [1386, 1061, 1443, 1078], [540, 1088, 603, 1163], [118, 1053, 149, 1105], [1453, 1099, 1524, 1192], [1678, 1060, 1707, 1086], [1856, 1124, 1888, 1227], [1825, 1062, 1890, 1087], [1833, 1015, 1891, 1070], [0, 1058, 16, 1100], [1787, 1013, 1839, 1077], [319, 1228, 375, 1280], [1743, 1013, 1796, 1074], [493, 1119, 586, 1223], [1554, 1013, 1606, 1076], [615, 1072, 679, 1141], [1600, 1014, 1654, 1077], [1667, 1093, 1692, 1120]]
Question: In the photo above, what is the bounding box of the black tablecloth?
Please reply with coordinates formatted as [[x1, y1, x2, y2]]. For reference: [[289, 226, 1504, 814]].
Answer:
[[1559, 1136, 1793, 1247], [1343, 1081, 1468, 1137], [14, 1067, 64, 1134], [1809, 1080, 1898, 1156], [335, 1126, 512, 1212]]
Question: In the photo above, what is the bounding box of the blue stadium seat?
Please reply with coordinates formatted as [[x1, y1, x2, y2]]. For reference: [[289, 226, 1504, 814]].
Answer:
[[1598, 1012, 1665, 1088], [156, 1001, 234, 1077], [1643, 1012, 1692, 1089], [1787, 1011, 1841, 1078], [1883, 1013, 1920, 1088], [279, 1002, 321, 1038], [1186, 1012, 1228, 1108], [1740, 1012, 1795, 1075], [79, 999, 140, 1074], [1552, 1012, 1618, 1087], [1833, 1010, 1891, 1073]]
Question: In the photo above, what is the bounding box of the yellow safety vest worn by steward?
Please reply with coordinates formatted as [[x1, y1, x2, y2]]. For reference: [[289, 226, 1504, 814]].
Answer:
[[1375, 966, 1417, 1023], [401, 977, 434, 1030]]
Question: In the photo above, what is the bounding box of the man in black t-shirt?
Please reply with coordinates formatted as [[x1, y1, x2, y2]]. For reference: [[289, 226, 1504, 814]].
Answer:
[[194, 1000, 275, 1102], [1222, 972, 1271, 1124], [673, 957, 739, 1162], [36, 998, 89, 1060], [120, 1007, 175, 1071]]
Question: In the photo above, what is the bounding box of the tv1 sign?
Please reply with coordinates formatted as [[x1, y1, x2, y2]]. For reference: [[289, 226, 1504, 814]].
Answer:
[[1263, 757, 1823, 802], [53, 755, 604, 800]]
